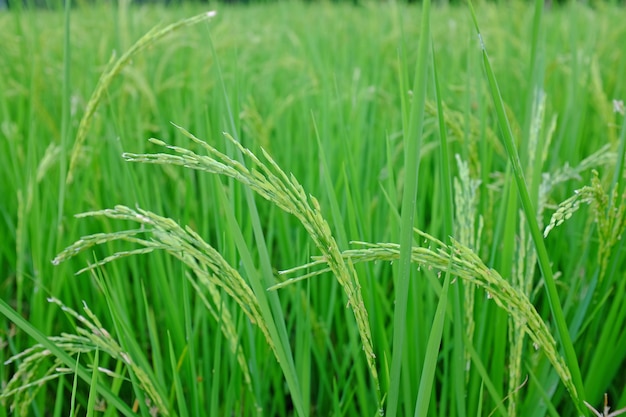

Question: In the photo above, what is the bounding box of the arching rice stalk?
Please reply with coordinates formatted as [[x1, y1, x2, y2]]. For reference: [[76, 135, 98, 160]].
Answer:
[[66, 11, 217, 184], [544, 169, 626, 281], [122, 124, 379, 392], [2, 298, 168, 416], [273, 227, 578, 404], [52, 205, 262, 408]]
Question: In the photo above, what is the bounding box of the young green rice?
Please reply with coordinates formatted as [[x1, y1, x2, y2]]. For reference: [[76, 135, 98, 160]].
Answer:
[[1, 1, 626, 416]]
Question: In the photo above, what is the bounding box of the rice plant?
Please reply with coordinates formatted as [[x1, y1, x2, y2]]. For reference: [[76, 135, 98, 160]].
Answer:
[[2, 1, 626, 416]]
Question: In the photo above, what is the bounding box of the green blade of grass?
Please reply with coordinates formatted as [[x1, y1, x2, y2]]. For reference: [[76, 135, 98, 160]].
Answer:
[[181, 274, 201, 417], [414, 269, 450, 417], [432, 43, 466, 417], [54, 376, 65, 417], [168, 332, 189, 417], [57, 0, 71, 234], [205, 23, 307, 414], [463, 337, 508, 417], [210, 301, 224, 417], [466, 2, 586, 414], [213, 180, 307, 417], [86, 349, 99, 417], [70, 353, 80, 417], [387, 0, 431, 415], [432, 52, 452, 240]]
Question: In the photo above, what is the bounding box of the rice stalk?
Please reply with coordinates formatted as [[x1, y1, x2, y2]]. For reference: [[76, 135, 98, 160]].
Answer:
[[544, 170, 626, 281], [508, 92, 613, 415], [386, 100, 506, 179], [452, 154, 482, 379], [52, 205, 262, 401], [120, 125, 379, 393], [425, 100, 506, 169], [65, 11, 217, 185], [543, 107, 626, 281], [273, 227, 577, 406], [507, 87, 547, 417], [2, 298, 167, 416], [467, 2, 586, 409], [539, 145, 614, 219]]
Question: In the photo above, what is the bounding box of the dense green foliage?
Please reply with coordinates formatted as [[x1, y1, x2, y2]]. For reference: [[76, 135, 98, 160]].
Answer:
[[1, 1, 625, 416]]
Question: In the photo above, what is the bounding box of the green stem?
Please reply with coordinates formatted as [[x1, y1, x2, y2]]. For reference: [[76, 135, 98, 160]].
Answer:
[[467, 2, 587, 415], [387, 0, 431, 415]]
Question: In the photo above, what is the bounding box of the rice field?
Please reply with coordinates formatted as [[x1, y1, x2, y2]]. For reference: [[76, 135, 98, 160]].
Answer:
[[1, 0, 626, 415]]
